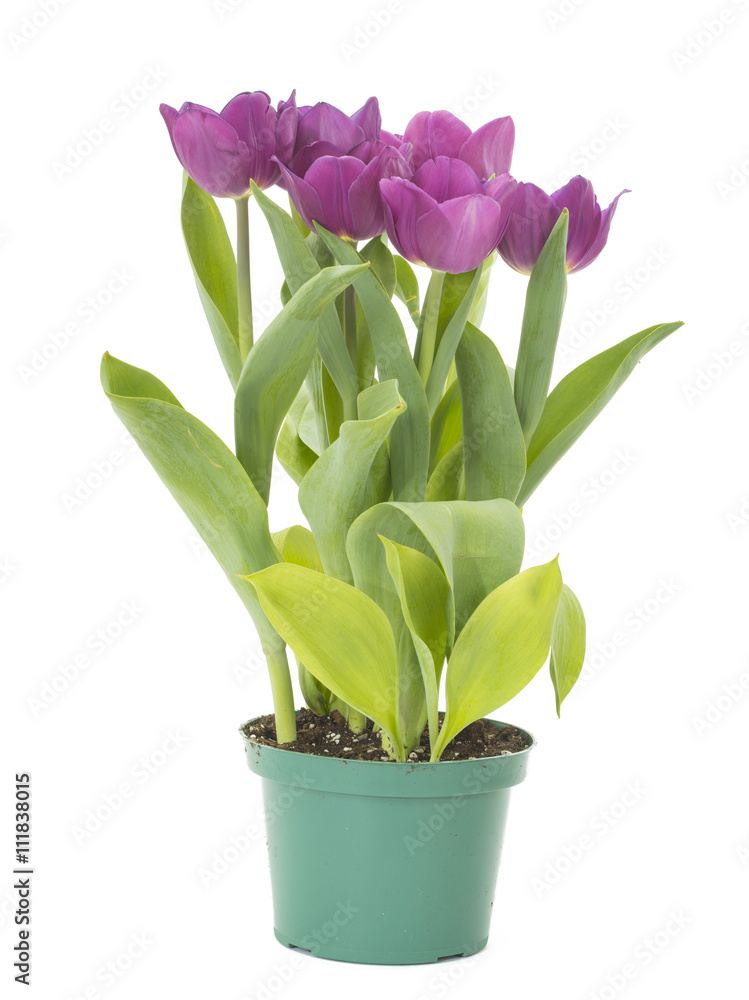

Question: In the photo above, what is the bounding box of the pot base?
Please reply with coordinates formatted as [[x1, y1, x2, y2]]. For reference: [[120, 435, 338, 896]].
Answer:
[[273, 928, 489, 966]]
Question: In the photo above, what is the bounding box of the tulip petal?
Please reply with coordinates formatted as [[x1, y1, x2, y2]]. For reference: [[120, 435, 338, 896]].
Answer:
[[404, 111, 472, 168], [380, 177, 438, 265], [459, 115, 515, 179], [301, 155, 367, 237], [171, 107, 251, 198], [552, 176, 599, 271], [296, 102, 364, 151], [352, 96, 381, 140], [571, 188, 629, 272], [160, 103, 179, 142], [415, 195, 503, 273], [414, 156, 483, 201], [220, 91, 280, 188], [484, 173, 518, 242], [498, 182, 559, 275], [289, 141, 344, 176], [276, 161, 325, 233]]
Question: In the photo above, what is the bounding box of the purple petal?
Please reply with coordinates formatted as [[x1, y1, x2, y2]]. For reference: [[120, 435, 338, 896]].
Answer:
[[497, 182, 560, 274], [220, 91, 280, 188], [275, 103, 299, 168], [277, 89, 297, 114], [351, 97, 381, 140], [380, 177, 438, 265], [571, 188, 629, 272], [459, 116, 515, 180], [483, 173, 518, 242], [289, 141, 343, 175], [301, 155, 367, 237], [276, 161, 325, 232], [415, 194, 503, 273], [160, 103, 179, 144], [296, 102, 364, 152], [171, 107, 251, 198], [403, 111, 472, 169], [380, 129, 404, 147], [551, 176, 599, 271], [413, 156, 483, 201]]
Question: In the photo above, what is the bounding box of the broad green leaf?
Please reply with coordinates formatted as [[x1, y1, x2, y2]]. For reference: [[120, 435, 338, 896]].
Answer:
[[433, 559, 563, 759], [252, 183, 359, 414], [299, 380, 406, 582], [276, 387, 317, 485], [347, 498, 525, 656], [305, 354, 330, 452], [181, 176, 241, 388], [100, 353, 282, 651], [381, 537, 449, 749], [424, 268, 482, 414], [514, 210, 569, 445], [455, 322, 526, 502], [272, 524, 323, 572], [550, 584, 586, 717], [315, 226, 430, 502], [234, 263, 368, 504], [246, 563, 403, 757], [429, 380, 462, 475], [360, 236, 397, 299], [518, 321, 683, 506], [393, 255, 421, 325], [289, 198, 311, 237], [426, 441, 465, 501]]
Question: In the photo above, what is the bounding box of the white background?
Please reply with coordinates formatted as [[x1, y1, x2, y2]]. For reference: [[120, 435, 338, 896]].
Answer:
[[2, 0, 748, 997]]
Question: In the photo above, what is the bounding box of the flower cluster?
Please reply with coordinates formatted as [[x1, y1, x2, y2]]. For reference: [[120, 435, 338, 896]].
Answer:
[[161, 91, 626, 275]]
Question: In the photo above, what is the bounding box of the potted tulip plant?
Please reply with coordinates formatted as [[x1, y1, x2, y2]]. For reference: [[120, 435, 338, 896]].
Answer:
[[101, 91, 682, 965]]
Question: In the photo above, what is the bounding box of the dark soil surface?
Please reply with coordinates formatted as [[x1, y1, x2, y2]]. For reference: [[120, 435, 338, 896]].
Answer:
[[240, 708, 532, 761]]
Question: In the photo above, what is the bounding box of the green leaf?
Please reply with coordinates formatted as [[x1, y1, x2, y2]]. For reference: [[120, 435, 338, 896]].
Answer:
[[252, 183, 359, 414], [426, 441, 464, 501], [424, 267, 482, 414], [467, 253, 496, 329], [433, 559, 563, 760], [550, 585, 586, 717], [100, 353, 282, 650], [299, 380, 406, 582], [514, 210, 569, 445], [234, 263, 369, 504], [246, 563, 403, 757], [381, 537, 449, 749], [272, 524, 323, 572], [518, 321, 684, 506], [348, 498, 525, 656], [429, 380, 462, 476], [393, 255, 421, 325], [276, 387, 317, 485], [455, 322, 526, 502], [180, 176, 241, 388], [315, 225, 431, 502], [360, 236, 397, 299]]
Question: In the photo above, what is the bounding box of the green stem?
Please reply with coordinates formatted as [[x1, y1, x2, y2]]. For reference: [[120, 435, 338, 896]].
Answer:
[[347, 707, 366, 734], [266, 647, 297, 743], [416, 270, 445, 384], [236, 197, 253, 361], [343, 284, 357, 374]]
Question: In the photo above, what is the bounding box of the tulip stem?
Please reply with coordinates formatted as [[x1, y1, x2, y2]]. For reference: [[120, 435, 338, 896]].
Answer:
[[266, 647, 297, 744], [416, 270, 445, 384], [236, 197, 253, 361], [343, 284, 358, 374]]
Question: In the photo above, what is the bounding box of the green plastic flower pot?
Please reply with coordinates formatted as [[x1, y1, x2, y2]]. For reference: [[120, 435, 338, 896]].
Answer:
[[240, 717, 535, 965]]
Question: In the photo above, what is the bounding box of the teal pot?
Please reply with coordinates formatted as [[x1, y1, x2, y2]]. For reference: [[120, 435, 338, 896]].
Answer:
[[240, 718, 535, 966]]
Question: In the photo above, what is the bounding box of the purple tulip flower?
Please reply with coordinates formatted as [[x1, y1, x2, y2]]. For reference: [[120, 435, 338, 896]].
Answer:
[[498, 176, 629, 274], [160, 91, 297, 198], [275, 97, 412, 242], [380, 157, 517, 274], [403, 109, 515, 179]]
